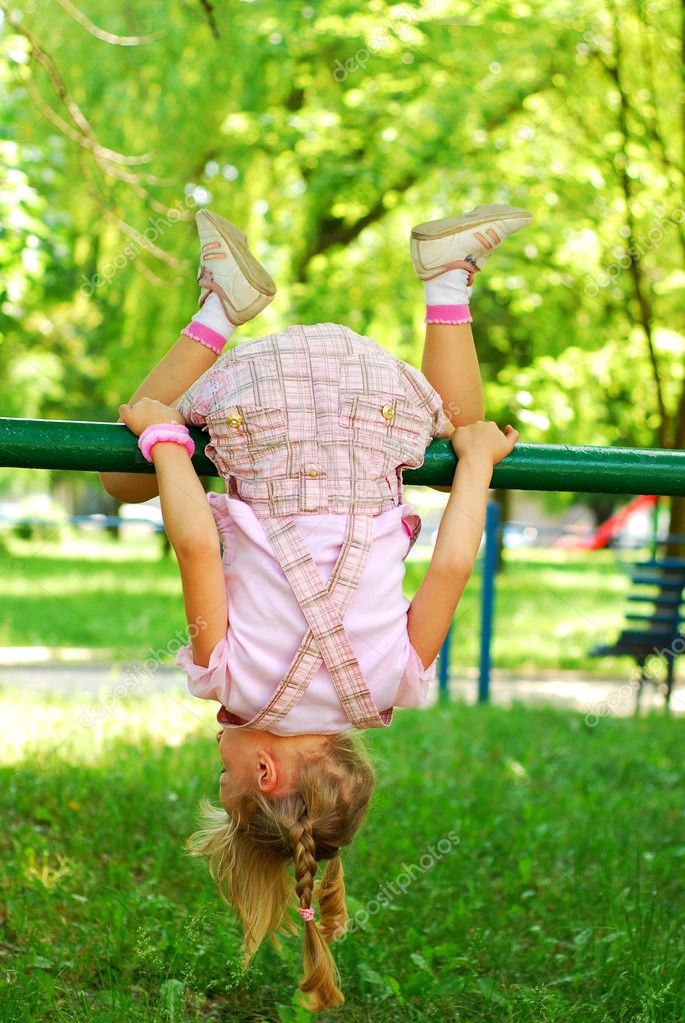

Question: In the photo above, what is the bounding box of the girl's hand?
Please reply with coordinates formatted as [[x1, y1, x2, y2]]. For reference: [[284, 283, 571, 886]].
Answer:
[[450, 420, 519, 466], [118, 398, 185, 438]]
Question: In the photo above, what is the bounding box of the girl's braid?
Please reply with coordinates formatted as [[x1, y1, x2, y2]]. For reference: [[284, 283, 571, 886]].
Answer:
[[292, 804, 317, 913]]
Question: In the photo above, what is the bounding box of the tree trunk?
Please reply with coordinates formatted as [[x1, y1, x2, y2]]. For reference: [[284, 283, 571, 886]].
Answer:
[[105, 499, 121, 540], [603, 7, 684, 555], [665, 0, 685, 558], [492, 487, 511, 573], [666, 497, 685, 557], [160, 529, 172, 560], [666, 374, 685, 555]]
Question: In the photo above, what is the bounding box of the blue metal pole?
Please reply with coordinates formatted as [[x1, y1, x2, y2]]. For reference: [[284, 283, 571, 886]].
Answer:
[[438, 623, 452, 703], [479, 500, 500, 704]]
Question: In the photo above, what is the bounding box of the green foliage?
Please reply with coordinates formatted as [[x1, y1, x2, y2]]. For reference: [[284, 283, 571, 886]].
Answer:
[[1, 0, 684, 465]]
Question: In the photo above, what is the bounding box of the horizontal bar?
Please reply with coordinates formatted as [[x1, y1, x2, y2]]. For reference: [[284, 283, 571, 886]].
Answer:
[[629, 577, 685, 587], [635, 558, 685, 568], [625, 614, 684, 623], [1, 417, 685, 495]]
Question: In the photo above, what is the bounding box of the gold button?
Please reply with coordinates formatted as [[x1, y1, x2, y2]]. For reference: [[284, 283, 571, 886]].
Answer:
[[307, 468, 319, 478], [382, 402, 395, 420], [226, 413, 243, 428]]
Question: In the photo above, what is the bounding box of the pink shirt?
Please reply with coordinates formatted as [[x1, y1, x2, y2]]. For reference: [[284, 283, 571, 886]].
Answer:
[[175, 494, 437, 735]]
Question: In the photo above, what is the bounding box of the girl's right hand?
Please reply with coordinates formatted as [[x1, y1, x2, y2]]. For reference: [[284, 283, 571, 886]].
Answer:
[[450, 420, 519, 466], [118, 398, 185, 437]]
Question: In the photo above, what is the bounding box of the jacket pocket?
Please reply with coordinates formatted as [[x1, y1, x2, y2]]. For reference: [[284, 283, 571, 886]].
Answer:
[[338, 394, 428, 442], [208, 404, 288, 451]]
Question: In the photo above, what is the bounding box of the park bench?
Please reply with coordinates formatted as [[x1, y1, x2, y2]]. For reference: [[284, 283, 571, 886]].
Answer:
[[590, 556, 685, 708]]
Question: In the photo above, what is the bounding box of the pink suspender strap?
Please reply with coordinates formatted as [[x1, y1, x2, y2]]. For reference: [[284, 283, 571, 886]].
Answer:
[[241, 512, 392, 731]]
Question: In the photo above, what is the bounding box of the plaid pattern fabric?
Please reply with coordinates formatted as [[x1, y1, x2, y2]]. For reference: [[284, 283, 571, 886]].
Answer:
[[177, 322, 445, 729], [177, 322, 445, 516], [245, 512, 392, 730]]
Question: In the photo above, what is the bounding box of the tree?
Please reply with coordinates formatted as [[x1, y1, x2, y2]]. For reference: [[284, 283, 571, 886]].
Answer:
[[0, 0, 683, 532]]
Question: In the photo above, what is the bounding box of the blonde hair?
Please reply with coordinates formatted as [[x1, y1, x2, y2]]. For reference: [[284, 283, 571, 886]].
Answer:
[[187, 732, 375, 1012]]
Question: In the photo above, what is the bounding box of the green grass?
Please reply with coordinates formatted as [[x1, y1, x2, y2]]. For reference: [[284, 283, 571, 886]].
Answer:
[[1, 529, 638, 673], [0, 531, 185, 657], [405, 547, 637, 675], [1, 691, 684, 1022]]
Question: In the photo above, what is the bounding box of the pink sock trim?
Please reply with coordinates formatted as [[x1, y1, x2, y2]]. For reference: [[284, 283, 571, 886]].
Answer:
[[181, 320, 228, 355], [425, 304, 472, 325]]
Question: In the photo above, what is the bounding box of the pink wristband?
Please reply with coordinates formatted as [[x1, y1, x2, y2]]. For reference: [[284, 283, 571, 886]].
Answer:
[[138, 422, 195, 462]]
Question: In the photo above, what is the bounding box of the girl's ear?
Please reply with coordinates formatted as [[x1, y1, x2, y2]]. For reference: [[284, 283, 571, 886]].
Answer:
[[256, 750, 279, 795]]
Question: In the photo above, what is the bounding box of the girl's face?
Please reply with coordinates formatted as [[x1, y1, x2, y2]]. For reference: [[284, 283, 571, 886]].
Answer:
[[215, 728, 333, 810], [216, 728, 260, 809]]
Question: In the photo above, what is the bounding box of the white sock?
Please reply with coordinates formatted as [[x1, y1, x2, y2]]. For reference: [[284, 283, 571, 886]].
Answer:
[[181, 290, 237, 354], [424, 268, 471, 307], [193, 291, 237, 339], [424, 268, 473, 325]]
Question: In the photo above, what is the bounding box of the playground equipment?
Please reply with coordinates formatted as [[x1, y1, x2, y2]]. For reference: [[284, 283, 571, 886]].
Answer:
[[2, 419, 685, 494], [554, 494, 659, 550], [3, 417, 685, 706], [589, 556, 685, 707]]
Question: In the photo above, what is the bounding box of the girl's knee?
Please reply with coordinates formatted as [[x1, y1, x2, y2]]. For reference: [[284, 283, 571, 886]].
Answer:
[[98, 471, 159, 503]]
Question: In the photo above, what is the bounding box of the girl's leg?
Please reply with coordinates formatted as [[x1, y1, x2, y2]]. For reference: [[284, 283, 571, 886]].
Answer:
[[99, 334, 220, 503], [419, 265, 484, 429], [100, 209, 278, 503], [412, 204, 532, 431], [421, 321, 484, 429]]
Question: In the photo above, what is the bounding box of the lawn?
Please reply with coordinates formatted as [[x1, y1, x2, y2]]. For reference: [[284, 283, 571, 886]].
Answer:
[[1, 691, 683, 1022], [404, 546, 636, 675], [0, 529, 639, 675], [0, 523, 646, 675]]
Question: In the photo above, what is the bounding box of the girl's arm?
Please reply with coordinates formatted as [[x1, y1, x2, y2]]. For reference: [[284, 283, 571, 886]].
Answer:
[[100, 334, 219, 504], [407, 421, 518, 669], [152, 444, 228, 667], [118, 399, 228, 668]]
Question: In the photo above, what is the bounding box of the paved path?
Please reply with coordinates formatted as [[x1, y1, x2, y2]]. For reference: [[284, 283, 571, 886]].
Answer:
[[1, 657, 681, 719]]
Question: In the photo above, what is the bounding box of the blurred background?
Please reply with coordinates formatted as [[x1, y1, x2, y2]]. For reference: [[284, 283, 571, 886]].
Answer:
[[3, 4, 685, 1021], [2, 0, 684, 679]]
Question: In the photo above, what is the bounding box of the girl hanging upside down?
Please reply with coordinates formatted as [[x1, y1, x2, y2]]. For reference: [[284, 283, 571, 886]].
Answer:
[[99, 202, 530, 1011]]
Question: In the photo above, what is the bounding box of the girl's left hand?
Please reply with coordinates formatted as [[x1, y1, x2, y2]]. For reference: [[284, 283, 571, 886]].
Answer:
[[118, 398, 185, 437]]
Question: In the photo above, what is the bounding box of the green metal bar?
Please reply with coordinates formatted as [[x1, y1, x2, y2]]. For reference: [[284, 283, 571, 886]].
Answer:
[[2, 417, 685, 495]]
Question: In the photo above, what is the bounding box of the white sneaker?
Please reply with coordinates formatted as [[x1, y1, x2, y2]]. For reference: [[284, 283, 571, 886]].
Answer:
[[411, 204, 533, 282], [195, 209, 276, 325]]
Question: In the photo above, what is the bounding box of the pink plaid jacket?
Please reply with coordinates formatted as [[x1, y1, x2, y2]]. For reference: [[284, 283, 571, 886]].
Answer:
[[176, 322, 446, 731]]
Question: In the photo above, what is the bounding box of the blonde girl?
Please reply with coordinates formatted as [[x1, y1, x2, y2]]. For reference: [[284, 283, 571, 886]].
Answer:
[[100, 203, 530, 1010]]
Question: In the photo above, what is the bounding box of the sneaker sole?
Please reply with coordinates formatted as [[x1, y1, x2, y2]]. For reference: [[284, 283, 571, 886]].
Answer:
[[197, 210, 277, 298], [411, 204, 532, 241]]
